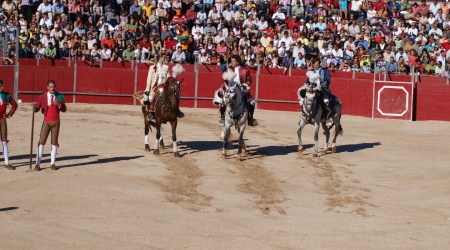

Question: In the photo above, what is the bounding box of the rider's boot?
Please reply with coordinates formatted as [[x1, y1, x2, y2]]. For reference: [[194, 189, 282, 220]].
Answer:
[[247, 103, 258, 126], [218, 106, 226, 127], [178, 110, 185, 118]]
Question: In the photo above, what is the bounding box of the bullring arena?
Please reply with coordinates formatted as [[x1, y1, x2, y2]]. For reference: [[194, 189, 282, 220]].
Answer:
[[1, 62, 450, 249]]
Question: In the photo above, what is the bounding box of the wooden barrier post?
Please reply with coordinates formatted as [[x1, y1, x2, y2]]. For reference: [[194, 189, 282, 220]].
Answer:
[[133, 62, 138, 105], [255, 57, 260, 110], [194, 54, 198, 108], [73, 62, 77, 103]]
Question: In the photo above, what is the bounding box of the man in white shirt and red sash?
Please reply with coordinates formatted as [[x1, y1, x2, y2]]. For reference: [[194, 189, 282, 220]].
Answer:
[[0, 79, 18, 170], [33, 80, 67, 171], [219, 55, 258, 127]]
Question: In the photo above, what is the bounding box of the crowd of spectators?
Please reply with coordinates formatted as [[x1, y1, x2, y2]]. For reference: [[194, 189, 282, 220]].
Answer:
[[2, 0, 450, 76]]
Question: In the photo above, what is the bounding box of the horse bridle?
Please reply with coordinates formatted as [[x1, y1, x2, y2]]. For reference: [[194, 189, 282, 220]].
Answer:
[[302, 89, 319, 123], [224, 84, 246, 119], [159, 77, 180, 115]]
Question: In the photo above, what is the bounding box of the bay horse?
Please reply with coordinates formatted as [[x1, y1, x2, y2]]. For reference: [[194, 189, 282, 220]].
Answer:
[[220, 80, 248, 162], [132, 91, 164, 151], [297, 87, 343, 157], [152, 64, 185, 157]]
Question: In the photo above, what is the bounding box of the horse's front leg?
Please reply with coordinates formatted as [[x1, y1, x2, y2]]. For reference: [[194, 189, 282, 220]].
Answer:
[[153, 124, 161, 155], [236, 123, 246, 162], [144, 122, 150, 152], [221, 125, 230, 158], [297, 119, 307, 153], [330, 117, 340, 153], [313, 122, 320, 158], [321, 121, 330, 155], [171, 120, 181, 157]]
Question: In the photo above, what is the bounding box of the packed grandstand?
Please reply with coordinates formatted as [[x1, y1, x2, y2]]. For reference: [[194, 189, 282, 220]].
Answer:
[[1, 0, 450, 76]]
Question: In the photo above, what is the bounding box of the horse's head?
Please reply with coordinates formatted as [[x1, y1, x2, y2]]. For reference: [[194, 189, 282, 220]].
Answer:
[[163, 76, 181, 107], [304, 88, 321, 106], [224, 82, 244, 109]]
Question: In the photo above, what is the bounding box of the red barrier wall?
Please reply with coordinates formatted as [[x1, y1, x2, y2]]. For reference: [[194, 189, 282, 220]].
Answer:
[[6, 59, 450, 122]]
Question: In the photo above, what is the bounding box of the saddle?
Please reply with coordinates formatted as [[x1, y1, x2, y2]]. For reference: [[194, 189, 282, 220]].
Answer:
[[149, 84, 166, 112], [322, 94, 340, 120]]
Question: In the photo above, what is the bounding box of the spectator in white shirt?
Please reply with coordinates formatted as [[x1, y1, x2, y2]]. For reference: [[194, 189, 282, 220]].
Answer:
[[272, 7, 286, 24]]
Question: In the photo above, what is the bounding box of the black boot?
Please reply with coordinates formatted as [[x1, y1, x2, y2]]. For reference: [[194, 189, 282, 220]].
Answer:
[[247, 104, 258, 126], [178, 110, 185, 118], [218, 106, 226, 127]]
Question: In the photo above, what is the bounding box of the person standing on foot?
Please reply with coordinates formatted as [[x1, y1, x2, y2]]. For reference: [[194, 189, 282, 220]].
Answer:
[[0, 79, 18, 170], [33, 80, 66, 171]]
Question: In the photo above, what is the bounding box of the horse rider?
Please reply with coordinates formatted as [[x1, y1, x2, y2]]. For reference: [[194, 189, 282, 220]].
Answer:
[[142, 54, 184, 122], [219, 55, 258, 127], [305, 59, 334, 120]]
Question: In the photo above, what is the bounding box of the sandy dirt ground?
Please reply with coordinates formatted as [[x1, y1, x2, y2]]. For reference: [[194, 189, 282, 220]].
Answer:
[[0, 103, 449, 250]]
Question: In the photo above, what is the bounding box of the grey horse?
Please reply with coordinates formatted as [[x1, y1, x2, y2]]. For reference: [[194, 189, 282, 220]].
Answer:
[[297, 86, 343, 157], [214, 71, 248, 161]]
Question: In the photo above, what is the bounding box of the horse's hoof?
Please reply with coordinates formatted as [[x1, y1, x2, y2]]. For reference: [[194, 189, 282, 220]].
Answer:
[[321, 149, 327, 155], [174, 151, 181, 157], [236, 157, 241, 162], [153, 149, 160, 155], [332, 146, 337, 153], [160, 139, 164, 147], [145, 144, 151, 152], [312, 153, 318, 158], [220, 153, 226, 158], [298, 147, 304, 153]]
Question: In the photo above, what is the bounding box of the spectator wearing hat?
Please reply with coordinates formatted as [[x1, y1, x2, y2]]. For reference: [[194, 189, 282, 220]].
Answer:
[[315, 16, 326, 32], [383, 46, 395, 62], [51, 24, 64, 43], [18, 29, 30, 58], [204, 19, 217, 35], [260, 31, 272, 47], [41, 30, 55, 47]]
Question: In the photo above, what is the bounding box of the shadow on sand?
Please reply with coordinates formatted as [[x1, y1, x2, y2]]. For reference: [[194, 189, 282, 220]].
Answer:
[[11, 154, 144, 169], [0, 207, 18, 212], [336, 142, 381, 153]]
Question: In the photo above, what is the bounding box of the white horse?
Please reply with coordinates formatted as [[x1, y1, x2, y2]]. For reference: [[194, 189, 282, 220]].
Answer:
[[297, 86, 323, 158], [214, 70, 248, 161]]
